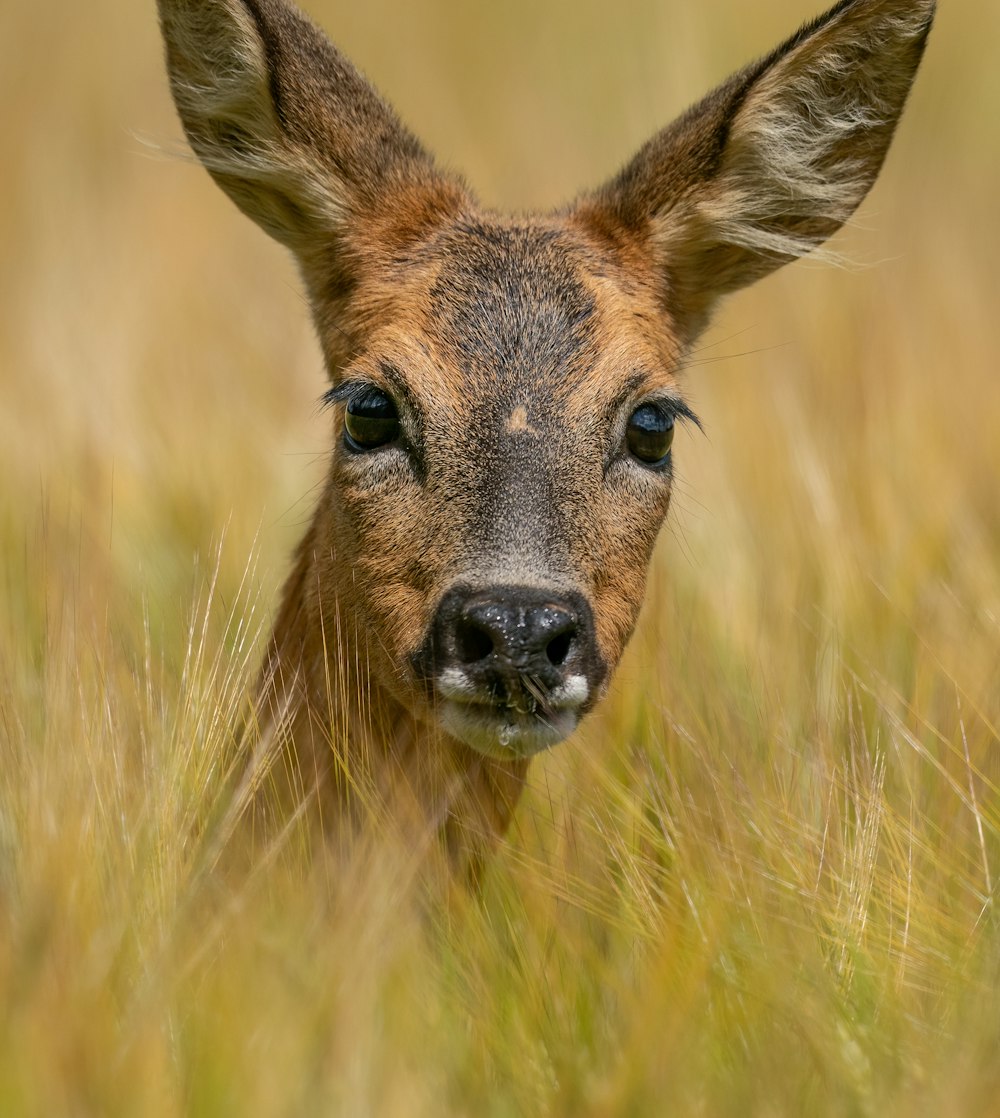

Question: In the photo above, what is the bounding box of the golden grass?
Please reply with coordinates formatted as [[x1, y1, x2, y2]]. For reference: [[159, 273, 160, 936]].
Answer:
[[2, 0, 998, 1113]]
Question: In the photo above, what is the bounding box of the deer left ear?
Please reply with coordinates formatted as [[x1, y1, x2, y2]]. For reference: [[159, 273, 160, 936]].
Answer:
[[574, 0, 936, 342]]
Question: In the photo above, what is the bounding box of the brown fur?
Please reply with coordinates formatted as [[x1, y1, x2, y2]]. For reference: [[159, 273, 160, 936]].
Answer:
[[156, 0, 935, 869]]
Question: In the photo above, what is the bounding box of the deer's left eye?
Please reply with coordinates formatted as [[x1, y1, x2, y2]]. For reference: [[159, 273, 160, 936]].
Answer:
[[345, 388, 400, 450], [626, 403, 674, 465]]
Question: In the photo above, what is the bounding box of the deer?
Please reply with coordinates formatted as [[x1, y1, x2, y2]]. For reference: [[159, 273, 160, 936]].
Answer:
[[156, 0, 935, 870]]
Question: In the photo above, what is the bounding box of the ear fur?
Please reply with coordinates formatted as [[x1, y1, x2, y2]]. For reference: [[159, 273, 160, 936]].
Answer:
[[576, 0, 936, 341], [156, 0, 463, 255]]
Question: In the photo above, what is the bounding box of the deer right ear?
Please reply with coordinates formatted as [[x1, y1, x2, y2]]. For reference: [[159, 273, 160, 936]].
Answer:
[[157, 0, 463, 256], [574, 0, 935, 343]]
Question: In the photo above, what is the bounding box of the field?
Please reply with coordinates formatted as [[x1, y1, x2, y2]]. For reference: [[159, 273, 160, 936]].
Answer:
[[2, 0, 999, 1113]]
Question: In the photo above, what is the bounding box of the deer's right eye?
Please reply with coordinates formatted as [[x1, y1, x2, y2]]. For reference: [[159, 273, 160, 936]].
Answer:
[[345, 388, 400, 451]]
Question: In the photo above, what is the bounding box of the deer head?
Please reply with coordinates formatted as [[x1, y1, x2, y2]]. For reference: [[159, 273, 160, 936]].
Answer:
[[157, 0, 934, 843]]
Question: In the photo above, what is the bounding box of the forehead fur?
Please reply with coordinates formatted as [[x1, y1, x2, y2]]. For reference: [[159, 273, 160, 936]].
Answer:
[[330, 207, 686, 439], [427, 219, 598, 392], [404, 214, 682, 419]]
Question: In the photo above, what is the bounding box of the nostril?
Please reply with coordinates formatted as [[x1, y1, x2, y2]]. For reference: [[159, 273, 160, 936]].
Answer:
[[455, 619, 495, 665], [545, 628, 575, 667]]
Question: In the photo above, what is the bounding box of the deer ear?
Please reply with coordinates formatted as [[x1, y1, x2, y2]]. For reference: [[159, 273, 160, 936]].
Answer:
[[157, 0, 462, 255], [575, 0, 935, 341]]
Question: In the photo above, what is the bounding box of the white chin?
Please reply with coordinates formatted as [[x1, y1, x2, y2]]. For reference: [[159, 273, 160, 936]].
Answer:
[[439, 701, 580, 760]]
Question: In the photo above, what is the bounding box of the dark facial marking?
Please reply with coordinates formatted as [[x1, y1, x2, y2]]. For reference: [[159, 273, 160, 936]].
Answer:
[[429, 220, 597, 387], [425, 221, 601, 566]]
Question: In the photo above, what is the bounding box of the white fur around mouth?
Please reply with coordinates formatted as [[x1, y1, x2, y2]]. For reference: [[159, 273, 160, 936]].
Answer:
[[435, 669, 590, 758]]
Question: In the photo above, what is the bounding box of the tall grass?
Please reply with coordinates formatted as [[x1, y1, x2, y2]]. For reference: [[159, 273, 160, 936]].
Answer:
[[2, 0, 998, 1113]]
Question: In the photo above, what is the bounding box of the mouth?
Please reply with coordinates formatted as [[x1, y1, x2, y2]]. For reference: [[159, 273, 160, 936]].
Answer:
[[435, 668, 590, 759]]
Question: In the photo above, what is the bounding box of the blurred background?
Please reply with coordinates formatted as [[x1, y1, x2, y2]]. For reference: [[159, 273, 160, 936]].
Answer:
[[2, 1, 999, 1113]]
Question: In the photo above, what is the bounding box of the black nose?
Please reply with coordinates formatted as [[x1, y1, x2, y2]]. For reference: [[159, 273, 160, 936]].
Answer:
[[417, 585, 602, 704], [455, 594, 578, 671]]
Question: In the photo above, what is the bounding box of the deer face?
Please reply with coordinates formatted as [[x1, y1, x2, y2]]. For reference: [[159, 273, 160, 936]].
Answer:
[[317, 217, 694, 757], [157, 0, 934, 765]]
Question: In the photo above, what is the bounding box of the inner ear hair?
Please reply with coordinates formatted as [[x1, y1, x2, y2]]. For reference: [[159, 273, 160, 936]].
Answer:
[[157, 0, 463, 255], [576, 0, 936, 341]]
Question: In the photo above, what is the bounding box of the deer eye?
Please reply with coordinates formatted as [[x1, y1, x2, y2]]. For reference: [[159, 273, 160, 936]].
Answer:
[[626, 403, 675, 465], [345, 387, 400, 451]]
